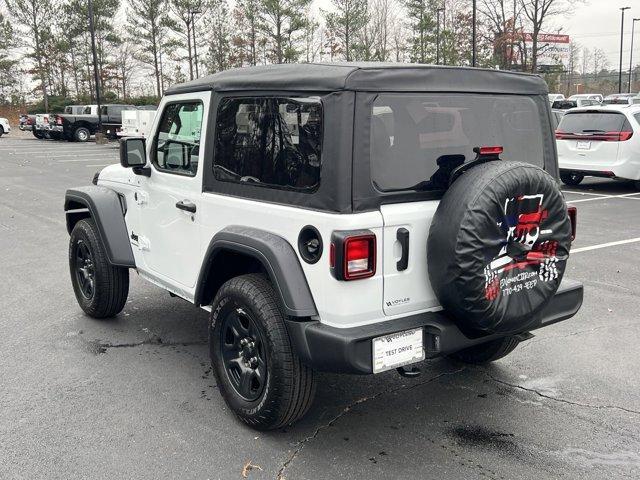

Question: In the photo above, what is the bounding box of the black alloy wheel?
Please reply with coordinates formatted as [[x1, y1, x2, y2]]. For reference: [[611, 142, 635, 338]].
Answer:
[[74, 239, 95, 300], [219, 304, 267, 402]]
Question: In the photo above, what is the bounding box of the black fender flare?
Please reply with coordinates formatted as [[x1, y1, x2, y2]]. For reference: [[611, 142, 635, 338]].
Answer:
[[64, 186, 135, 268], [195, 226, 318, 318]]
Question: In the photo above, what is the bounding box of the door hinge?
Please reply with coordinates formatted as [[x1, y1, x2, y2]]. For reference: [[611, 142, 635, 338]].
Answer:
[[137, 235, 150, 251], [134, 191, 149, 205]]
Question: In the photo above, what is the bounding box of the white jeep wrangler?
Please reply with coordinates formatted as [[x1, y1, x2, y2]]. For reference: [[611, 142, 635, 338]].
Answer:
[[65, 63, 583, 430]]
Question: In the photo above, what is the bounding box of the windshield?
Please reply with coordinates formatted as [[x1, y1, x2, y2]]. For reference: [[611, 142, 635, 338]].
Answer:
[[558, 112, 628, 133], [370, 93, 545, 192]]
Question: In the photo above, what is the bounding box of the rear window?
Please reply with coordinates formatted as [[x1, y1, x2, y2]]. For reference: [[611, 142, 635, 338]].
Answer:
[[370, 93, 545, 192], [557, 112, 629, 133]]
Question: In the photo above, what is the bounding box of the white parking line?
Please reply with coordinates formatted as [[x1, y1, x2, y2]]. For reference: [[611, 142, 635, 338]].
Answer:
[[563, 190, 610, 197], [56, 157, 117, 163], [572, 237, 640, 254], [569, 193, 640, 203]]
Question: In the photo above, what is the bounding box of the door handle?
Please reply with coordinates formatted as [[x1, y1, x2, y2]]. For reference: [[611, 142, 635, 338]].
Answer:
[[175, 200, 196, 213], [396, 228, 409, 271]]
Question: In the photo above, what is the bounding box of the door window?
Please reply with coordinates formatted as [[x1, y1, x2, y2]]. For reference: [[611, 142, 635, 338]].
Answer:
[[213, 97, 322, 192], [153, 101, 203, 176]]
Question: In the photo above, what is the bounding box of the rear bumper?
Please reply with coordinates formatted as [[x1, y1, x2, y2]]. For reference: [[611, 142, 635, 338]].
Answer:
[[286, 278, 583, 374]]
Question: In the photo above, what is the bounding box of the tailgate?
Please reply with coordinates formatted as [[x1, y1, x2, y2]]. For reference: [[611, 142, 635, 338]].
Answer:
[[380, 201, 440, 316]]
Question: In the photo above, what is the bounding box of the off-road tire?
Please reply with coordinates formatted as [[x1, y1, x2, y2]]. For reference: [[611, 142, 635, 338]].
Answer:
[[69, 218, 129, 318], [74, 126, 90, 142], [210, 274, 316, 430], [448, 336, 520, 364], [0, 126, 4, 137], [560, 171, 584, 186]]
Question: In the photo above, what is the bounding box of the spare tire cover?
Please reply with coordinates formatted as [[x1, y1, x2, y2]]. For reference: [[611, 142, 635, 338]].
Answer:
[[427, 161, 572, 336]]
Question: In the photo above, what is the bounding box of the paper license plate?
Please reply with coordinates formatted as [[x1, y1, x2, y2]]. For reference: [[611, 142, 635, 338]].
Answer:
[[576, 140, 591, 150], [372, 328, 424, 374]]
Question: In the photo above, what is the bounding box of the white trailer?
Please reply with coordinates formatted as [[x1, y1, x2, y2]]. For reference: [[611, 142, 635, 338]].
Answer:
[[117, 108, 157, 138]]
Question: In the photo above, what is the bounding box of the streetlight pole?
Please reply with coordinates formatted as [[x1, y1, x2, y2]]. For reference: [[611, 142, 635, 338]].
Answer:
[[88, 0, 102, 133], [629, 18, 640, 93], [619, 7, 631, 93], [472, 0, 477, 67]]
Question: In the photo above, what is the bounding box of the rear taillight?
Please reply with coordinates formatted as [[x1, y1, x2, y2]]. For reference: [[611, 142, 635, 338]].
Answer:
[[479, 145, 503, 155], [567, 206, 577, 241], [330, 231, 376, 280], [555, 130, 633, 141]]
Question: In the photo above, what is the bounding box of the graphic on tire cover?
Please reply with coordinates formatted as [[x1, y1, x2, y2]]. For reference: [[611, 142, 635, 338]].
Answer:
[[483, 194, 560, 301]]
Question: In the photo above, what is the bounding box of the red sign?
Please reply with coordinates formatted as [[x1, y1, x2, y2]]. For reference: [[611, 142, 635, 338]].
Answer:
[[524, 33, 570, 44]]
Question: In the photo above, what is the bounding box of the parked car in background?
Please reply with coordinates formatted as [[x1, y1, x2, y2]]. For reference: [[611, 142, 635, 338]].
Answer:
[[52, 104, 133, 142], [568, 93, 604, 103], [19, 114, 33, 131], [556, 104, 640, 189], [551, 109, 566, 128], [33, 114, 53, 139], [117, 107, 157, 138], [0, 117, 10, 137], [549, 93, 565, 104], [603, 93, 640, 105], [552, 99, 601, 110]]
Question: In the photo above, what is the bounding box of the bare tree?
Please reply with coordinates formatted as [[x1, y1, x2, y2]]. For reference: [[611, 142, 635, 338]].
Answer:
[[519, 0, 573, 73]]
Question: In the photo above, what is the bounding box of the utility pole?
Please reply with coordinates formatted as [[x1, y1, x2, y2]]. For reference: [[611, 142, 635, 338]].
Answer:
[[629, 18, 640, 93], [88, 0, 102, 133], [619, 7, 631, 93], [472, 0, 477, 67]]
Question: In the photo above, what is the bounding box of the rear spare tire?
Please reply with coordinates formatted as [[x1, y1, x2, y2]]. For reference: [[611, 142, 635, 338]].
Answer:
[[428, 161, 572, 336]]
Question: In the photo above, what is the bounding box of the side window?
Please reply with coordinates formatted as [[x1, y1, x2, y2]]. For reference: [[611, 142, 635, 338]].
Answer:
[[213, 97, 322, 192], [153, 101, 203, 176]]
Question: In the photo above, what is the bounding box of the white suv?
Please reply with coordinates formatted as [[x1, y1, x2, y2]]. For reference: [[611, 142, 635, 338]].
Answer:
[[0, 117, 11, 137], [64, 63, 583, 430], [556, 104, 640, 188]]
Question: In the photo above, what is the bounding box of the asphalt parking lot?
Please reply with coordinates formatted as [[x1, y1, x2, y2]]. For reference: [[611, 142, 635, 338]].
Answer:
[[1, 130, 639, 480]]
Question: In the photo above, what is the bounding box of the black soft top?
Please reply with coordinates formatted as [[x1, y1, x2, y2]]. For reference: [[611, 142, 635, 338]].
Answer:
[[165, 62, 549, 95]]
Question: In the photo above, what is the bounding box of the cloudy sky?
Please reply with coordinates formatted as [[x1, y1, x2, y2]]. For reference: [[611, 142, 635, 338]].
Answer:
[[556, 0, 640, 67]]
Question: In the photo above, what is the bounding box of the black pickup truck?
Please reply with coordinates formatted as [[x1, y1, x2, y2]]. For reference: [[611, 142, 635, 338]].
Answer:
[[52, 104, 134, 142]]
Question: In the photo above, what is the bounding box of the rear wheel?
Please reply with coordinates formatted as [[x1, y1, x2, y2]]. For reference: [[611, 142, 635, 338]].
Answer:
[[69, 219, 129, 318], [560, 171, 585, 186], [74, 126, 90, 142], [210, 274, 315, 430], [449, 336, 520, 364]]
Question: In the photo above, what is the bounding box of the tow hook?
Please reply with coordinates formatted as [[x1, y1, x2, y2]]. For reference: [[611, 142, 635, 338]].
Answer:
[[397, 365, 421, 378]]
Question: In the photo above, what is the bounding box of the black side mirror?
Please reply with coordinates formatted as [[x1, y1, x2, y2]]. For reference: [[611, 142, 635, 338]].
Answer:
[[120, 137, 150, 176]]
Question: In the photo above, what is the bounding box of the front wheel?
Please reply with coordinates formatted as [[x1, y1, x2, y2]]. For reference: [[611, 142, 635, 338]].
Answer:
[[69, 219, 129, 318], [210, 274, 316, 430], [560, 171, 585, 186], [74, 126, 90, 142], [448, 336, 520, 364]]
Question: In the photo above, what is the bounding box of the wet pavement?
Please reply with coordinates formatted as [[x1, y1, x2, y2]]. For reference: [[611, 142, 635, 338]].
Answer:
[[1, 131, 639, 479]]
